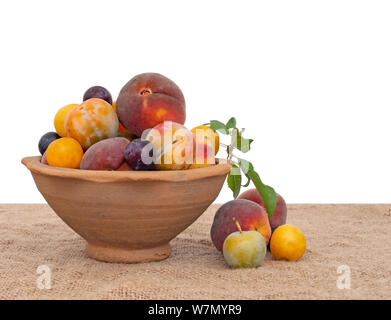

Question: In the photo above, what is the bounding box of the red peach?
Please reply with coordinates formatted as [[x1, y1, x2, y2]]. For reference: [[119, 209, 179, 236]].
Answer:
[[210, 199, 272, 252], [191, 125, 219, 154], [188, 137, 216, 169], [116, 73, 186, 136], [144, 121, 193, 170], [41, 151, 48, 165], [238, 189, 287, 231], [80, 137, 130, 170]]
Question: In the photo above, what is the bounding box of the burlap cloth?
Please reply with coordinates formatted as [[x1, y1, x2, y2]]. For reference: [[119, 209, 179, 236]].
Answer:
[[0, 204, 390, 300]]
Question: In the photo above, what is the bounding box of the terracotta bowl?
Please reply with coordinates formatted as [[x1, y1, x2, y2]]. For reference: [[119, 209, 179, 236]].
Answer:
[[22, 156, 231, 263]]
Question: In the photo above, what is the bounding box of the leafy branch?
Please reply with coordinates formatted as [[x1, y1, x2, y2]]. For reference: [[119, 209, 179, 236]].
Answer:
[[206, 117, 277, 218]]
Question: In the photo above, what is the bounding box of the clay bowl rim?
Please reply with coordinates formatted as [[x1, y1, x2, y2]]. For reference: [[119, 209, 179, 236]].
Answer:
[[21, 156, 232, 183]]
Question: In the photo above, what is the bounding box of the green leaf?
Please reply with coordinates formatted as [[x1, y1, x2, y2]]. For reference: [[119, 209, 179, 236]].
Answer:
[[209, 120, 229, 134], [236, 158, 253, 186], [246, 169, 277, 218], [231, 129, 253, 153], [227, 164, 242, 198], [237, 158, 254, 173], [225, 117, 237, 129], [242, 174, 251, 187], [204, 117, 277, 217]]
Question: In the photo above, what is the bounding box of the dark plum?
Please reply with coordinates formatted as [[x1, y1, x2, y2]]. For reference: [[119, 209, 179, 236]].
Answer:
[[83, 86, 113, 105], [38, 132, 60, 155], [124, 139, 155, 171]]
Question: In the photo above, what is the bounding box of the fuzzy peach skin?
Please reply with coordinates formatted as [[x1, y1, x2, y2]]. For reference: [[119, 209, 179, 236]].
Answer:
[[143, 121, 193, 170], [211, 199, 272, 252], [41, 151, 48, 165], [238, 189, 287, 231], [188, 137, 216, 169], [80, 137, 130, 170], [65, 98, 119, 150], [116, 73, 186, 136], [191, 125, 219, 155]]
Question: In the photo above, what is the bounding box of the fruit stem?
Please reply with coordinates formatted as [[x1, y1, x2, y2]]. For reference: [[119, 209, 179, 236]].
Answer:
[[233, 217, 242, 233], [219, 142, 234, 160], [140, 88, 152, 96], [227, 145, 234, 160]]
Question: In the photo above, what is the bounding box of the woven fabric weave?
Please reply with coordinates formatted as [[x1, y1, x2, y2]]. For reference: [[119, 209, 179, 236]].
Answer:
[[0, 204, 390, 299]]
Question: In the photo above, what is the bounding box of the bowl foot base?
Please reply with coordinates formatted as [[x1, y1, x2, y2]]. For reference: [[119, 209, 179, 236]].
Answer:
[[86, 242, 172, 263]]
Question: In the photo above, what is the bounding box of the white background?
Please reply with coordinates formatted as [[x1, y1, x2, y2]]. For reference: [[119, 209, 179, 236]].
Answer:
[[1, 0, 390, 204]]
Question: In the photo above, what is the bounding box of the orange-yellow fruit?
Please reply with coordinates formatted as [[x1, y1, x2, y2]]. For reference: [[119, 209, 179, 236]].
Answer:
[[54, 104, 78, 137], [270, 224, 306, 261], [188, 139, 216, 169], [65, 98, 119, 150], [191, 125, 219, 154], [46, 137, 84, 169]]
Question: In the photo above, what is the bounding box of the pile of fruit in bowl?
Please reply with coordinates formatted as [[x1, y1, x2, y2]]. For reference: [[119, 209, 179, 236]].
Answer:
[[26, 72, 306, 265], [38, 73, 219, 172]]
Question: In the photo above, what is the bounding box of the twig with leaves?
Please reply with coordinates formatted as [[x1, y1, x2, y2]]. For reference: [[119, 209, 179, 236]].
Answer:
[[204, 117, 277, 218]]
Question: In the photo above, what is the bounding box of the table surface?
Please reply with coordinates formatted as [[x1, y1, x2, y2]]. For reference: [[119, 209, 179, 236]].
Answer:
[[0, 203, 390, 300]]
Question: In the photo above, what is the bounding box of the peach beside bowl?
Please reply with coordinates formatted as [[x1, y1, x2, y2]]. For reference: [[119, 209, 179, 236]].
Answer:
[[22, 156, 231, 263]]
